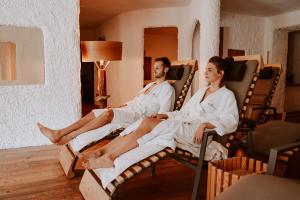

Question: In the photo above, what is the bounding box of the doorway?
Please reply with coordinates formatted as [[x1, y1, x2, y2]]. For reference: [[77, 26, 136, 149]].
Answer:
[[143, 27, 178, 85]]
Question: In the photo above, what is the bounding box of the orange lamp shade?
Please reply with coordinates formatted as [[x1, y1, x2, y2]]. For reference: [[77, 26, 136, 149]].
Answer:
[[81, 41, 122, 62]]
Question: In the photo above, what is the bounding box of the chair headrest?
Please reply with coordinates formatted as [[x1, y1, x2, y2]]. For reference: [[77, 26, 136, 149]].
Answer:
[[259, 67, 278, 79], [224, 60, 247, 81], [166, 65, 185, 80]]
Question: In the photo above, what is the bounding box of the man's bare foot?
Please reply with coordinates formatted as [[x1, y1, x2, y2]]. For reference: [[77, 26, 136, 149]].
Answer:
[[37, 123, 61, 143], [83, 154, 114, 169]]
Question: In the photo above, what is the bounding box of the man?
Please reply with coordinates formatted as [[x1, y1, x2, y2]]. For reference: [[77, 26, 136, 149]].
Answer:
[[38, 57, 175, 149]]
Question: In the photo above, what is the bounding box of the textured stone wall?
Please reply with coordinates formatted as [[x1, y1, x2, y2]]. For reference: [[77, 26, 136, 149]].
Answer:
[[0, 0, 81, 149], [198, 0, 221, 86], [221, 12, 265, 57]]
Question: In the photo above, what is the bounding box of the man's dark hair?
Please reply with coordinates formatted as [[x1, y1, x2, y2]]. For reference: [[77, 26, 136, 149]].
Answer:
[[155, 57, 171, 69]]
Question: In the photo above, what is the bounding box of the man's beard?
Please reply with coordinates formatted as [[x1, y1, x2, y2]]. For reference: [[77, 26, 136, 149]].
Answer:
[[154, 71, 166, 78]]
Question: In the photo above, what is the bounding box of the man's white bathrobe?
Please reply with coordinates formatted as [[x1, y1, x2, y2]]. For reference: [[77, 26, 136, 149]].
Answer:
[[95, 86, 239, 188], [69, 80, 175, 152]]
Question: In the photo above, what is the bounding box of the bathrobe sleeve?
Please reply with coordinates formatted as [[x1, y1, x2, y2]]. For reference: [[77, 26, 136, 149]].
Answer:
[[125, 83, 153, 105], [206, 91, 239, 136], [165, 88, 203, 119], [158, 85, 175, 113]]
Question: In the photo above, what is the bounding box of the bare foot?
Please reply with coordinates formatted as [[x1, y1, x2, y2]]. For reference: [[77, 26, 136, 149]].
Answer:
[[77, 151, 98, 160], [37, 123, 61, 143], [83, 154, 114, 169]]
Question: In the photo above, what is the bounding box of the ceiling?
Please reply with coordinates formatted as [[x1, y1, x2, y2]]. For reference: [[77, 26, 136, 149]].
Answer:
[[80, 0, 191, 29], [80, 0, 300, 29], [221, 0, 300, 16]]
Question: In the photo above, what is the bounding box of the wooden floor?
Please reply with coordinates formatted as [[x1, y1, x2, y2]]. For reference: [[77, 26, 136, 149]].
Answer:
[[0, 145, 207, 200]]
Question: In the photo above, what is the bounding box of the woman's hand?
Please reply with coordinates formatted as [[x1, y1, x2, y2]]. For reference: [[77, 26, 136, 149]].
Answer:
[[151, 114, 168, 119], [193, 123, 206, 144]]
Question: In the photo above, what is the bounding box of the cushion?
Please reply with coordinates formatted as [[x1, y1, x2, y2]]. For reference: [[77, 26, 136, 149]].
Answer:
[[166, 65, 184, 80], [224, 60, 247, 81], [215, 174, 300, 200], [252, 120, 300, 155], [259, 67, 274, 79]]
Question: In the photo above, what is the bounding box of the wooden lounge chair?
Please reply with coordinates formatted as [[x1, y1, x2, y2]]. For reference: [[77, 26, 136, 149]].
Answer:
[[78, 55, 263, 200], [58, 60, 199, 178], [215, 141, 300, 200], [245, 63, 282, 125]]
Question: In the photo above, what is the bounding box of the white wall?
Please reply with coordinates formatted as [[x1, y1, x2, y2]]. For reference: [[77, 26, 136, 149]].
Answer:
[[221, 12, 265, 57], [96, 0, 221, 106], [0, 0, 81, 149]]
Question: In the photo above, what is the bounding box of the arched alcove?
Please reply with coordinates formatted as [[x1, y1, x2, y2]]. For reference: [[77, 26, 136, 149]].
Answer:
[[0, 25, 44, 85], [191, 20, 200, 94]]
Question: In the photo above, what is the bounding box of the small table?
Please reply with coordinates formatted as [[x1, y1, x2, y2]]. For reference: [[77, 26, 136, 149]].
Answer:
[[207, 157, 268, 200]]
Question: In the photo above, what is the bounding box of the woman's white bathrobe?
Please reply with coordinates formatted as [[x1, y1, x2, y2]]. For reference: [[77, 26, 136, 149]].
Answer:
[[69, 81, 175, 152], [95, 86, 239, 188], [122, 85, 239, 156]]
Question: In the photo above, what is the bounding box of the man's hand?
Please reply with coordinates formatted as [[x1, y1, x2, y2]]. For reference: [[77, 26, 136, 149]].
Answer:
[[193, 123, 206, 144], [151, 114, 168, 119]]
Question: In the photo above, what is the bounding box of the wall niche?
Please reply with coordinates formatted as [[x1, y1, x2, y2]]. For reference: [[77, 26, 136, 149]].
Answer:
[[0, 25, 44, 85]]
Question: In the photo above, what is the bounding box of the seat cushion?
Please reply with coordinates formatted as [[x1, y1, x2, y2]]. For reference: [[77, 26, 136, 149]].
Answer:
[[216, 174, 300, 200], [252, 120, 300, 155]]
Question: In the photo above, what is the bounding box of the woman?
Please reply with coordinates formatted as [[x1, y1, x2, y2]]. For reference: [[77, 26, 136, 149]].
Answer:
[[81, 56, 239, 169]]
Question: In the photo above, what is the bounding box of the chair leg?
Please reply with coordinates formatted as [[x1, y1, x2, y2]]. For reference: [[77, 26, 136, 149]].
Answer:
[[151, 164, 156, 177], [191, 131, 210, 200], [191, 163, 204, 200]]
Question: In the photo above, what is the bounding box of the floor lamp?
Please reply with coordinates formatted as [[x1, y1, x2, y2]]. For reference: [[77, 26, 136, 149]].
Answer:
[[81, 41, 122, 108]]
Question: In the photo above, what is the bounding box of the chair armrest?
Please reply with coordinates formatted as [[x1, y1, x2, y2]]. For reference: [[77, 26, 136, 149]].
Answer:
[[197, 130, 217, 165], [267, 141, 300, 175], [240, 118, 257, 129]]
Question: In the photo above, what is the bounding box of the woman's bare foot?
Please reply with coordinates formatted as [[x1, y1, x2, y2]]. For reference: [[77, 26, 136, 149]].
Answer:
[[83, 154, 114, 169], [77, 151, 98, 160], [37, 123, 61, 143]]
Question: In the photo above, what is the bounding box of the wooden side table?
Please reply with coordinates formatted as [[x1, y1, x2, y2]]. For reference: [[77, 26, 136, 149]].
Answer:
[[207, 157, 268, 200]]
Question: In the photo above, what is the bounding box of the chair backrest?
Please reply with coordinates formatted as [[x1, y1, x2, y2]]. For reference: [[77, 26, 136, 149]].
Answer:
[[169, 60, 198, 111], [224, 55, 262, 120], [250, 66, 281, 104], [247, 63, 282, 121]]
